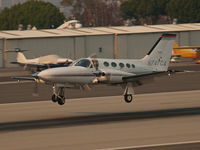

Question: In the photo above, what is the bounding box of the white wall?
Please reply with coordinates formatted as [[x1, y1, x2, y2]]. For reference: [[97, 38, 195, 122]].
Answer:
[[117, 35, 128, 59], [190, 31, 200, 46], [126, 33, 161, 59], [6, 37, 75, 67], [74, 36, 86, 59], [178, 31, 190, 46], [85, 35, 114, 58], [0, 39, 3, 67], [3, 30, 200, 68]]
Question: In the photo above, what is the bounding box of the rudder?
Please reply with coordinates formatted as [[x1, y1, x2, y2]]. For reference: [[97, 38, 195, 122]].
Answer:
[[142, 34, 176, 71]]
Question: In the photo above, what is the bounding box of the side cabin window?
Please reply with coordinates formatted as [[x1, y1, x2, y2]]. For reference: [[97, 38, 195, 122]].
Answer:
[[126, 63, 130, 68], [132, 64, 135, 68], [119, 63, 124, 68], [104, 61, 109, 67], [111, 62, 117, 67], [75, 59, 91, 68]]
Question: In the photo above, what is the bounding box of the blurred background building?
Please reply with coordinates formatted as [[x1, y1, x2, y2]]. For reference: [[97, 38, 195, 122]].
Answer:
[[1, 23, 200, 68]]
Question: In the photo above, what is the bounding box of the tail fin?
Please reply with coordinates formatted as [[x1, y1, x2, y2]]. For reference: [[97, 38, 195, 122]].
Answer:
[[15, 48, 27, 63], [174, 42, 179, 48], [172, 42, 180, 55], [142, 34, 176, 71]]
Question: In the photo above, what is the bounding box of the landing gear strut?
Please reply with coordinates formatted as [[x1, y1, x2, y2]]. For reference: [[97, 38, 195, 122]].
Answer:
[[52, 85, 65, 105], [123, 83, 134, 103]]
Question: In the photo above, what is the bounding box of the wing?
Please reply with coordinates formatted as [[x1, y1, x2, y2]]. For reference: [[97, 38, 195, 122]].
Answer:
[[174, 46, 200, 49], [11, 61, 71, 69], [11, 76, 36, 81], [122, 71, 168, 86], [11, 62, 46, 68]]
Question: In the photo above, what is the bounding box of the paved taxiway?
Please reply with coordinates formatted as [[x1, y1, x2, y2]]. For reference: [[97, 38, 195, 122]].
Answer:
[[1, 90, 200, 150], [1, 70, 200, 104], [0, 62, 200, 104]]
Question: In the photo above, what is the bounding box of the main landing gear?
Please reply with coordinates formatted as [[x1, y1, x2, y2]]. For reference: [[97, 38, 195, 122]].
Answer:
[[123, 83, 134, 103], [52, 86, 65, 105], [124, 94, 133, 103]]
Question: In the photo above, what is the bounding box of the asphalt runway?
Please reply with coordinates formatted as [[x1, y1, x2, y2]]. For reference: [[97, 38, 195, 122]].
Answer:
[[1, 62, 200, 104], [0, 90, 200, 150]]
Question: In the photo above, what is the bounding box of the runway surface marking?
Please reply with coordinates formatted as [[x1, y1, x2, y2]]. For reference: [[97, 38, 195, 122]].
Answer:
[[0, 81, 31, 85], [1, 89, 200, 150], [98, 140, 200, 150], [1, 89, 200, 105]]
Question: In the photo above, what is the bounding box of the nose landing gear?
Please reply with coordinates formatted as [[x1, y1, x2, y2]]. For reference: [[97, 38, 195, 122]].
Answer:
[[52, 86, 65, 105]]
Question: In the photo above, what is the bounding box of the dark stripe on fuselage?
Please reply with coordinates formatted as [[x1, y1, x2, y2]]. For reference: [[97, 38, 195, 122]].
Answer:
[[51, 73, 127, 77]]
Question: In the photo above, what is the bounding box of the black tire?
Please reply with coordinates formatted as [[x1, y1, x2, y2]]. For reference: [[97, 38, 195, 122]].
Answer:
[[57, 96, 65, 105], [51, 94, 58, 103], [124, 94, 133, 103]]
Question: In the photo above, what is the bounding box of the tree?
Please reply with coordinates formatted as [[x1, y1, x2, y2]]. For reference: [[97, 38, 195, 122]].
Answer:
[[0, 0, 65, 30], [120, 0, 169, 25], [61, 0, 123, 27], [166, 0, 200, 23]]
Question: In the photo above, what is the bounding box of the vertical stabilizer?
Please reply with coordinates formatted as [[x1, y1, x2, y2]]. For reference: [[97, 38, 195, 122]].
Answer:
[[174, 42, 179, 48], [142, 34, 176, 71], [15, 48, 27, 63]]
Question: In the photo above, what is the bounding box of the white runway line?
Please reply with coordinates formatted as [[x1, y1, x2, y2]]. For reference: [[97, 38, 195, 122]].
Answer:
[[98, 140, 200, 150], [0, 81, 32, 85]]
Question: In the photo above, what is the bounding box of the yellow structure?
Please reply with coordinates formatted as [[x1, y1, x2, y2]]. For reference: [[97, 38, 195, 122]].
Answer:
[[172, 42, 200, 63]]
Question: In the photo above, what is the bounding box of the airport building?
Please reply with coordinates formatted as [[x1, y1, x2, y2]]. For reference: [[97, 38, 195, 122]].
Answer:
[[1, 23, 200, 68]]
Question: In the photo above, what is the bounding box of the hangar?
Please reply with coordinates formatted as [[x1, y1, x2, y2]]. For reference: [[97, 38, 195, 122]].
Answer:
[[1, 23, 200, 68]]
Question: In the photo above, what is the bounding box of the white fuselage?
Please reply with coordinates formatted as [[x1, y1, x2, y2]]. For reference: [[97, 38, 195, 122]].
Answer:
[[38, 58, 153, 86], [37, 34, 176, 87], [17, 52, 72, 65]]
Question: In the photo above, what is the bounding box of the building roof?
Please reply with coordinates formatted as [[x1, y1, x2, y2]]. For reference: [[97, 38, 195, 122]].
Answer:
[[1, 23, 200, 39]]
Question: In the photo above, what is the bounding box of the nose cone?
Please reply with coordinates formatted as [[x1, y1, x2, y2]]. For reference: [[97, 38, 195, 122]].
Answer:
[[37, 67, 76, 82], [37, 69, 54, 81], [37, 66, 94, 84], [32, 72, 39, 78]]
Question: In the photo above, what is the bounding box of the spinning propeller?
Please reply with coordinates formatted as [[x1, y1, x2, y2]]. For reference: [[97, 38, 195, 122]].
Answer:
[[88, 53, 112, 82]]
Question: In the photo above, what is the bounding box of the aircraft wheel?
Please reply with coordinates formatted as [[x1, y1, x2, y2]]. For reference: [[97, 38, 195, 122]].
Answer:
[[51, 94, 58, 103], [57, 96, 65, 105], [124, 94, 133, 103]]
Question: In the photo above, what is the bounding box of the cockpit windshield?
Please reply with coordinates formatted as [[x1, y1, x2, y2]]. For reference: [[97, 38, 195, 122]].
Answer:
[[74, 59, 91, 68]]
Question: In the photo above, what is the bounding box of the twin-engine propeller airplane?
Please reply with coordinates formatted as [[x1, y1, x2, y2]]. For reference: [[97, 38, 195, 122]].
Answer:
[[9, 48, 73, 71], [13, 34, 176, 105]]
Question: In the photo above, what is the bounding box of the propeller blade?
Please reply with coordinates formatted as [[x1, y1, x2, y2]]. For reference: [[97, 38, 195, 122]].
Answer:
[[80, 84, 92, 91], [32, 81, 39, 96], [23, 64, 27, 70], [84, 84, 92, 91], [32, 72, 40, 96]]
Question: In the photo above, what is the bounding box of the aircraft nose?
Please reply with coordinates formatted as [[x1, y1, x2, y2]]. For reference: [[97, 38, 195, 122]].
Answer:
[[37, 69, 51, 81], [32, 72, 39, 78]]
